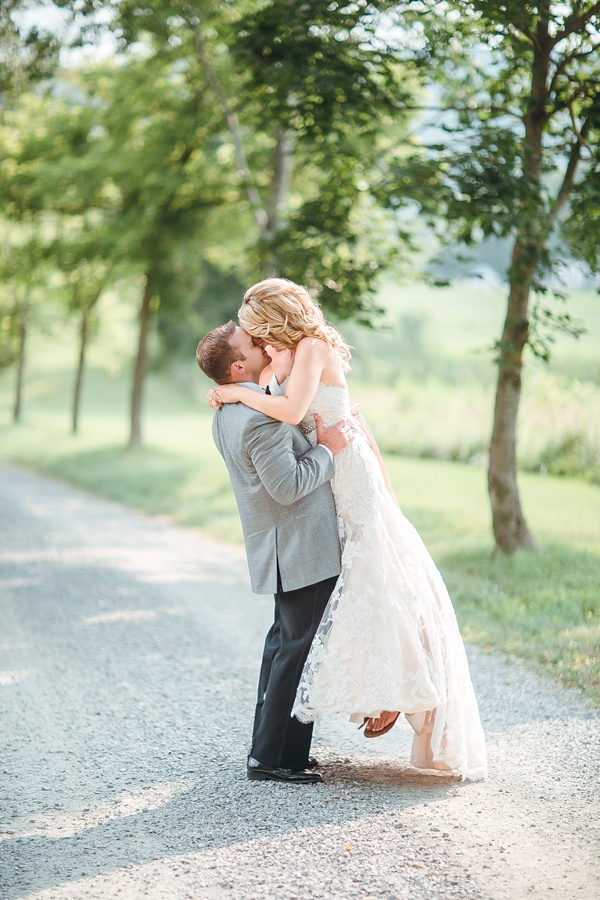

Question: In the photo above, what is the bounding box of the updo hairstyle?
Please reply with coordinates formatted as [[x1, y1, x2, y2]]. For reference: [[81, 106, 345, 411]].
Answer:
[[238, 277, 351, 371]]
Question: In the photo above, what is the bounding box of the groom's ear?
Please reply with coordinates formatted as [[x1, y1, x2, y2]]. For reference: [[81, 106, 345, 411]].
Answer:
[[230, 360, 245, 376]]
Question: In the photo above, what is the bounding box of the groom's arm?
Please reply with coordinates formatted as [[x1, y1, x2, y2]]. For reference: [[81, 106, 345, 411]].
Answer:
[[246, 417, 337, 506]]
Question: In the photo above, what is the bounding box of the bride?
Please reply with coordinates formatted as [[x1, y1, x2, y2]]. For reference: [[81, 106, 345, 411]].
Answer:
[[208, 277, 487, 781]]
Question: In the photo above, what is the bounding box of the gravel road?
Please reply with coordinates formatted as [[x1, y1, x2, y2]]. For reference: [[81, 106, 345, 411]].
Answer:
[[0, 462, 598, 900]]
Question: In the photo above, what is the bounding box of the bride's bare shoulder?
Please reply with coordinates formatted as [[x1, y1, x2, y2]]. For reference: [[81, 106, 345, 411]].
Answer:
[[296, 336, 329, 357], [295, 337, 346, 384]]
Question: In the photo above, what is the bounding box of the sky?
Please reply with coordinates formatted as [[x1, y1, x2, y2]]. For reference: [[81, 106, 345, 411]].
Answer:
[[17, 1, 117, 66]]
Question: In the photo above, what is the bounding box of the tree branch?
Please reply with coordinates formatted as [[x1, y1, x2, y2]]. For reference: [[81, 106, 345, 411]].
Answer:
[[265, 125, 296, 237], [389, 102, 522, 120], [569, 104, 593, 153], [549, 41, 600, 95], [547, 116, 591, 230], [510, 20, 541, 52], [187, 17, 268, 233], [551, 2, 600, 45]]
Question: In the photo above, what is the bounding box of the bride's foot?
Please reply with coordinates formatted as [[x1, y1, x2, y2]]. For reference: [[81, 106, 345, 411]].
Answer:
[[405, 711, 427, 736], [362, 711, 400, 738]]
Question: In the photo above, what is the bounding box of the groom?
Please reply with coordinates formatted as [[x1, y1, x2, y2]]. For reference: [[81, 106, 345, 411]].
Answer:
[[196, 322, 350, 784]]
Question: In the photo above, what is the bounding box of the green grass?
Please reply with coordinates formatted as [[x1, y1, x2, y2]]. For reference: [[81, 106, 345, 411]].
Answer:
[[1, 282, 599, 703], [443, 545, 600, 702]]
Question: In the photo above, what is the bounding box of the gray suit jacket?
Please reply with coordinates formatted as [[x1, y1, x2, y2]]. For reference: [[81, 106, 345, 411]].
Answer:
[[212, 387, 341, 594]]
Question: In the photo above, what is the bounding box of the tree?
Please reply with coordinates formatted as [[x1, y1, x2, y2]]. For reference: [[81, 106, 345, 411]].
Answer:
[[101, 0, 414, 319], [1, 1, 418, 444], [72, 55, 231, 446], [0, 1, 69, 405], [2, 51, 235, 444], [0, 85, 116, 426], [0, 233, 63, 423], [0, 37, 258, 444], [50, 241, 113, 434], [0, 0, 62, 99], [387, 1, 600, 552]]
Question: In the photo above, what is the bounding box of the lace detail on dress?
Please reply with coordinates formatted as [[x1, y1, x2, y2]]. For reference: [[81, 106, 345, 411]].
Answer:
[[272, 378, 487, 782]]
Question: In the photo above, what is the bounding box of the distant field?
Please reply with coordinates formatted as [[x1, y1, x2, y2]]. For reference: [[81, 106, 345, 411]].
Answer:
[[340, 281, 600, 480], [358, 279, 600, 378]]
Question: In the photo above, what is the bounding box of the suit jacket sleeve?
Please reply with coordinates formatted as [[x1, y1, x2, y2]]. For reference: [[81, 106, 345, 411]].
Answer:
[[245, 417, 335, 506]]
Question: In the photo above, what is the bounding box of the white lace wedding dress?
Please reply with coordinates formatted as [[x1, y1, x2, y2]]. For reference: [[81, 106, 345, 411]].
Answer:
[[281, 380, 488, 782]]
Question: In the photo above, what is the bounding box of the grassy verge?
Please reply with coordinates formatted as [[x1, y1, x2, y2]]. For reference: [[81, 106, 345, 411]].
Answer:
[[444, 545, 600, 703]]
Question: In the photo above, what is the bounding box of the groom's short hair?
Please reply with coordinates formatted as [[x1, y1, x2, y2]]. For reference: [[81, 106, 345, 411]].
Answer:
[[196, 321, 243, 384]]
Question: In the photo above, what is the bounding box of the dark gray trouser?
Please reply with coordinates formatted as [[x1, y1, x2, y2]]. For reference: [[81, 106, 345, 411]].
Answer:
[[250, 574, 337, 771]]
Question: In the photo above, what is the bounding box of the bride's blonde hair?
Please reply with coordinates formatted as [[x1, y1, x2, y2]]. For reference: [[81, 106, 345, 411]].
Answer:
[[238, 277, 351, 370]]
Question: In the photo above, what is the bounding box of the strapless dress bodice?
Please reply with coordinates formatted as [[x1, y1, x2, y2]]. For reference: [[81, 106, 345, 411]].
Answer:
[[269, 377, 352, 444]]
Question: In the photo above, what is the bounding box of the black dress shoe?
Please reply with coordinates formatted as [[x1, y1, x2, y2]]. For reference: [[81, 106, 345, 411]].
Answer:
[[246, 752, 320, 771], [247, 757, 322, 784]]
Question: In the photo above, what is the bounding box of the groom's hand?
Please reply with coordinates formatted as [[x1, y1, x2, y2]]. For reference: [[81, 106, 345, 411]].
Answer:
[[315, 414, 353, 456]]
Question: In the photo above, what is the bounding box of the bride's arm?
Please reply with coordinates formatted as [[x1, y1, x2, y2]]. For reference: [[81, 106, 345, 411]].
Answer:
[[352, 405, 400, 507], [212, 338, 328, 425]]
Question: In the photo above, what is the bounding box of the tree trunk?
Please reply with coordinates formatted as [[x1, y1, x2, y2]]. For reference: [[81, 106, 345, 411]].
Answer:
[[13, 290, 29, 423], [260, 125, 297, 275], [487, 26, 551, 553], [488, 243, 537, 553], [72, 305, 90, 435], [72, 289, 103, 435], [265, 126, 296, 236], [190, 18, 268, 233], [191, 20, 297, 261], [129, 273, 154, 448]]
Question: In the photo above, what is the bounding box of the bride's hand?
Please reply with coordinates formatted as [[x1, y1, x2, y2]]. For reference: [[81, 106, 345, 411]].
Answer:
[[206, 388, 222, 409], [206, 384, 243, 409]]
